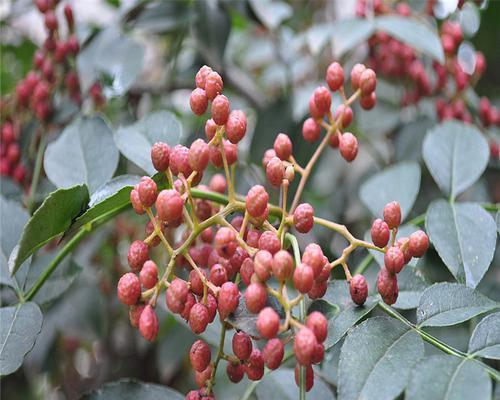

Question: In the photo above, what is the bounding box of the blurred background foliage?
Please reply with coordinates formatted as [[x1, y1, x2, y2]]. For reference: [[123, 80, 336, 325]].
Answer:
[[1, 0, 499, 399]]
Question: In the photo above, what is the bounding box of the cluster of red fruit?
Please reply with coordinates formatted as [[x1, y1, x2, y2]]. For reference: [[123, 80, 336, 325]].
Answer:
[[115, 65, 428, 398], [299, 61, 377, 163], [0, 0, 105, 186], [370, 201, 429, 305]]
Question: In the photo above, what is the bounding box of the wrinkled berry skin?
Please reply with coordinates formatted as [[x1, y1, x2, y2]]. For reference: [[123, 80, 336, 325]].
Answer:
[[377, 267, 399, 305], [339, 132, 358, 162], [262, 338, 284, 370], [273, 133, 293, 160], [294, 327, 318, 366], [313, 86, 332, 115], [359, 68, 377, 95], [227, 362, 244, 383], [189, 139, 209, 172], [245, 282, 267, 314], [349, 274, 368, 305], [383, 201, 401, 229], [254, 250, 273, 281], [138, 177, 157, 208], [140, 260, 158, 289], [371, 218, 390, 248], [326, 62, 344, 91], [190, 340, 211, 372], [189, 303, 210, 334], [127, 240, 149, 272], [351, 63, 366, 90], [117, 273, 141, 305], [233, 331, 253, 361], [196, 65, 213, 89], [272, 250, 293, 282], [384, 246, 405, 274], [302, 118, 321, 143], [306, 311, 327, 343], [246, 185, 269, 218], [293, 203, 314, 233], [256, 307, 280, 339], [225, 110, 247, 144], [266, 156, 284, 186], [166, 278, 189, 313], [211, 94, 230, 125], [129, 304, 145, 327], [246, 349, 265, 381], [139, 305, 158, 341], [218, 282, 240, 319], [151, 142, 170, 172], [156, 189, 184, 224], [205, 71, 223, 100], [302, 243, 324, 278], [408, 230, 429, 257], [190, 88, 208, 116], [258, 231, 281, 255], [130, 189, 144, 215]]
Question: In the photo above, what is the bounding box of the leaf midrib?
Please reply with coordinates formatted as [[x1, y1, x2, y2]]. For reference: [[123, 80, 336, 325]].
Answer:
[[0, 305, 20, 357]]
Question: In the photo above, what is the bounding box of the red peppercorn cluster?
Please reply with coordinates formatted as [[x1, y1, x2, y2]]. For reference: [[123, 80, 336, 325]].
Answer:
[[293, 61, 377, 163], [0, 1, 106, 186], [115, 66, 430, 399]]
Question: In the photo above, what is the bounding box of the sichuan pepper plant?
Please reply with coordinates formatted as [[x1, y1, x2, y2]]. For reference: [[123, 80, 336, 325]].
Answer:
[[0, 1, 499, 400]]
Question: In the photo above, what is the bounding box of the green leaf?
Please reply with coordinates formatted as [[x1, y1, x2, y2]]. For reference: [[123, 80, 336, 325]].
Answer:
[[395, 117, 435, 162], [309, 280, 378, 349], [227, 295, 285, 338], [256, 369, 335, 399], [71, 175, 140, 231], [416, 283, 499, 327], [331, 18, 376, 58], [392, 267, 429, 310], [81, 379, 184, 400], [77, 27, 144, 94], [249, 0, 292, 30], [114, 111, 182, 175], [468, 312, 500, 359], [0, 302, 43, 376], [44, 116, 119, 193], [405, 355, 492, 400], [0, 197, 29, 288], [375, 16, 444, 63], [24, 254, 82, 304], [422, 121, 489, 199], [11, 185, 89, 274], [425, 200, 496, 288], [338, 316, 424, 400], [359, 162, 421, 221]]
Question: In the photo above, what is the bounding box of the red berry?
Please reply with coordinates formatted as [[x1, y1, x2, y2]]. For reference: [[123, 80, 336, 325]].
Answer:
[[312, 342, 325, 364], [196, 65, 213, 89], [6, 143, 20, 164], [210, 263, 228, 287], [156, 189, 184, 224], [64, 4, 74, 30], [189, 303, 210, 334], [308, 280, 327, 299], [129, 304, 145, 327], [293, 264, 314, 294], [258, 231, 281, 255], [257, 307, 280, 339], [240, 258, 255, 286], [335, 104, 353, 128], [294, 364, 314, 391], [246, 185, 269, 218], [211, 95, 230, 125], [206, 294, 218, 323], [170, 144, 192, 177], [273, 133, 293, 161], [262, 338, 284, 370], [384, 246, 405, 274], [309, 94, 324, 119], [371, 218, 390, 248], [359, 68, 377, 95], [227, 362, 244, 383], [383, 201, 401, 229], [139, 260, 158, 289], [360, 92, 376, 110], [189, 269, 206, 296], [117, 272, 141, 305], [205, 119, 218, 141], [166, 278, 189, 313], [294, 327, 318, 366], [190, 340, 211, 372], [215, 227, 237, 258], [205, 71, 223, 100], [225, 110, 247, 144], [130, 189, 144, 215], [266, 156, 284, 186], [190, 88, 208, 116], [246, 349, 264, 381], [262, 149, 277, 169], [181, 293, 196, 321], [272, 250, 293, 282], [12, 164, 26, 183], [301, 243, 324, 279], [313, 86, 331, 115], [209, 173, 226, 193], [302, 118, 321, 143], [44, 11, 58, 31], [137, 177, 157, 208], [396, 237, 413, 264], [151, 142, 170, 172], [186, 390, 202, 400], [218, 282, 240, 319], [377, 267, 398, 305], [306, 311, 327, 343], [232, 331, 253, 361], [189, 139, 210, 172], [326, 62, 344, 91], [127, 240, 149, 272], [349, 274, 368, 305], [245, 282, 267, 313], [254, 250, 273, 281], [293, 203, 314, 233], [408, 230, 429, 257], [339, 132, 358, 162], [139, 305, 158, 341], [195, 365, 213, 388], [66, 36, 80, 55], [351, 63, 367, 90]]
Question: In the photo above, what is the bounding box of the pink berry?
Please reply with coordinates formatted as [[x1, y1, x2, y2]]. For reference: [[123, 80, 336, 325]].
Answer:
[[127, 240, 149, 272], [227, 362, 244, 383], [377, 267, 398, 305], [156, 189, 184, 224], [258, 231, 281, 255], [256, 307, 280, 339], [359, 68, 377, 94], [205, 71, 223, 100], [211, 94, 230, 125], [246, 349, 265, 381], [408, 230, 429, 258], [351, 63, 367, 90], [302, 118, 321, 143], [189, 303, 210, 334], [266, 156, 285, 186], [335, 105, 353, 128], [371, 218, 390, 248], [225, 110, 247, 144], [301, 243, 324, 279], [218, 282, 240, 319], [383, 201, 401, 229], [139, 260, 158, 289], [326, 62, 344, 91], [151, 142, 170, 172], [117, 273, 141, 305], [190, 88, 208, 116], [360, 92, 376, 110], [233, 331, 253, 361], [272, 250, 293, 282], [245, 282, 267, 314], [196, 65, 213, 89], [209, 173, 226, 193], [190, 340, 211, 372], [339, 132, 358, 162], [189, 139, 210, 172], [384, 246, 405, 274], [254, 250, 273, 282], [138, 177, 157, 208], [246, 185, 269, 218], [273, 133, 293, 160], [349, 274, 368, 305], [139, 305, 158, 341], [293, 203, 314, 233], [205, 118, 218, 140], [306, 311, 328, 343], [262, 338, 284, 370], [293, 264, 314, 294], [313, 86, 331, 115], [294, 327, 318, 366]]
